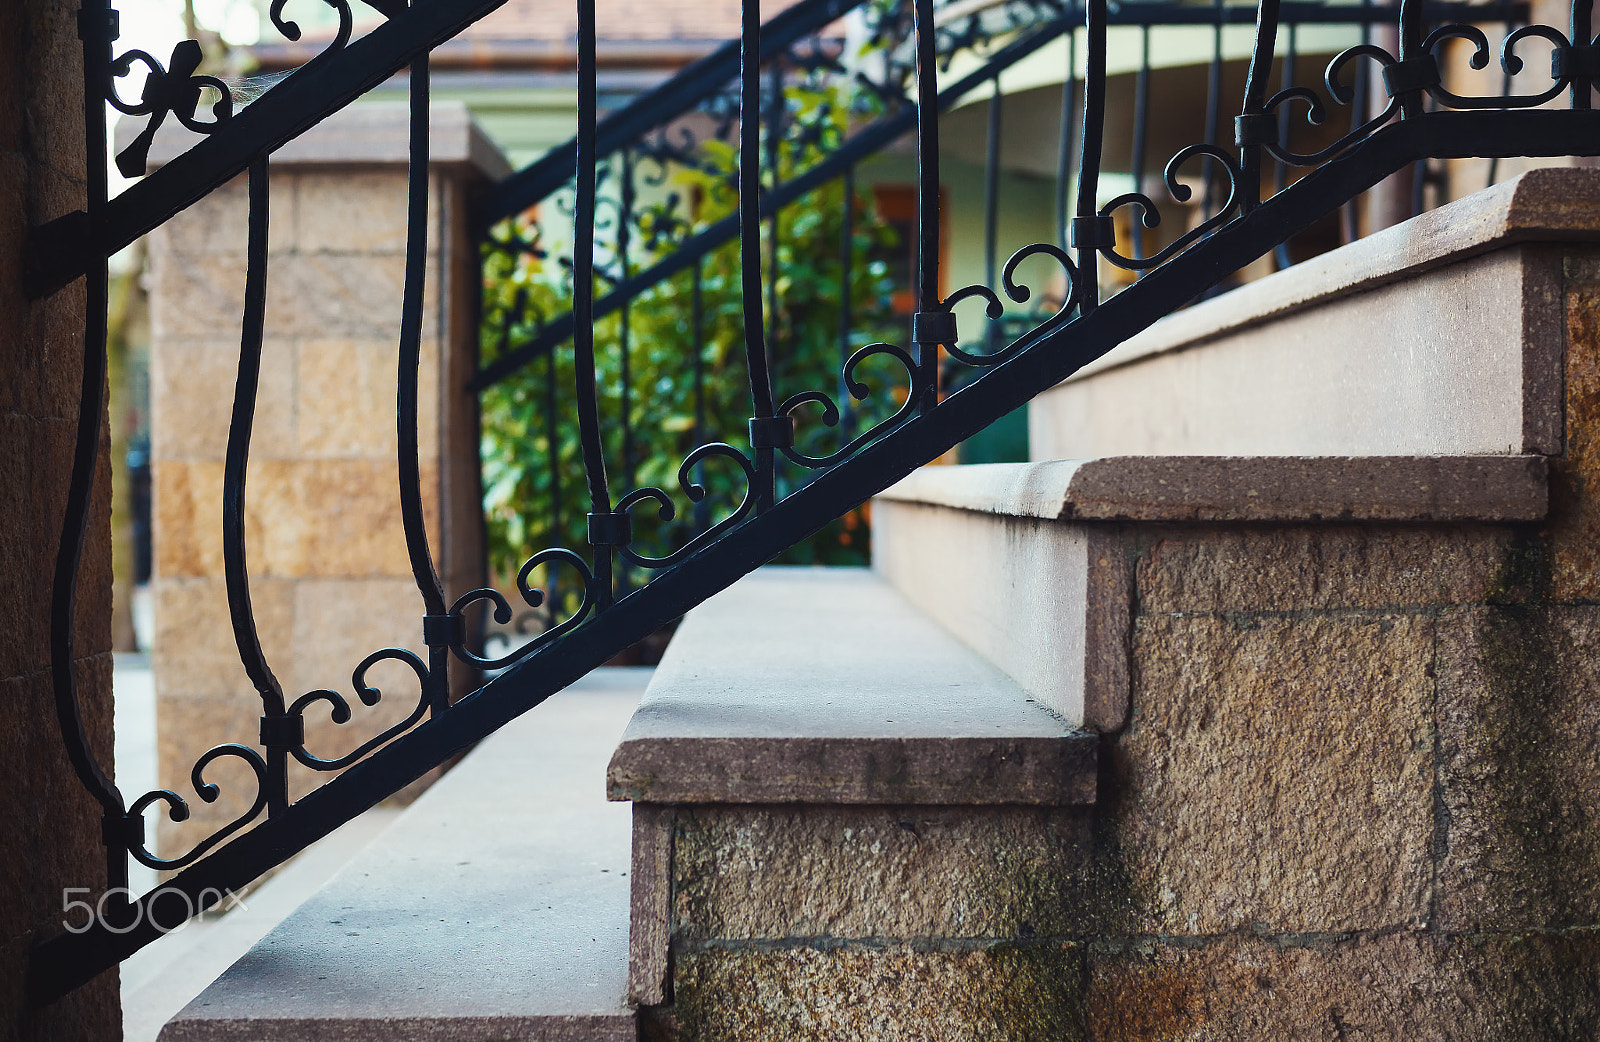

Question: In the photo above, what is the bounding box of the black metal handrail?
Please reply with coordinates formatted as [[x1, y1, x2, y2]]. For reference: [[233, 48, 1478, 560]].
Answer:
[[473, 0, 1526, 391], [30, 0, 1596, 1003]]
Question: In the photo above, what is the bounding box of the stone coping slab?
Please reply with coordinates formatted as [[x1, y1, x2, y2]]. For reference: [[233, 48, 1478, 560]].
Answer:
[[606, 568, 1095, 806], [123, 101, 512, 179], [1073, 167, 1600, 381], [877, 455, 1548, 523], [159, 671, 647, 1042]]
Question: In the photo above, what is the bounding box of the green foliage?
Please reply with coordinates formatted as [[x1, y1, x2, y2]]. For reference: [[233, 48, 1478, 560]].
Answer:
[[480, 89, 904, 588]]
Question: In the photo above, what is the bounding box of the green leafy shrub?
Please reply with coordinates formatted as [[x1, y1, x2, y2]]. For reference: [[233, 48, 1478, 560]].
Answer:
[[480, 87, 904, 594]]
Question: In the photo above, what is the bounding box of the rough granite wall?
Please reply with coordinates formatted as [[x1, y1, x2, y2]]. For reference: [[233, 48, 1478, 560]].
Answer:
[[0, 0, 121, 1038]]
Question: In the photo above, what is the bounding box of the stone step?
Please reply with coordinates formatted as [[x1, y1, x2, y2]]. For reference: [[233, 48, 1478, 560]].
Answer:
[[604, 567, 1097, 1029], [873, 454, 1548, 730], [1030, 167, 1600, 460], [158, 668, 652, 1042]]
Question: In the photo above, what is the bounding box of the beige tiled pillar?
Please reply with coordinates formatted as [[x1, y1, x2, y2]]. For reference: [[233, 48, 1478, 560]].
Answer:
[[142, 104, 507, 859]]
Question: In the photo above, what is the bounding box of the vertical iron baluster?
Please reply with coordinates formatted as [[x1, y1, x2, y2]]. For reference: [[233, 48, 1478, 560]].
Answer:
[[1486, 6, 1519, 187], [1394, 0, 1426, 119], [617, 151, 635, 593], [983, 77, 1002, 351], [225, 158, 291, 816], [1071, 0, 1109, 314], [396, 55, 453, 712], [740, 0, 786, 512], [1130, 25, 1151, 265], [838, 164, 855, 442], [1273, 23, 1298, 269], [54, 0, 130, 915], [766, 60, 782, 365], [1056, 26, 1077, 251], [575, 0, 619, 600], [1573, 0, 1592, 109], [1201, 0, 1224, 221], [1236, 0, 1281, 216], [1343, 0, 1374, 242], [691, 257, 709, 533], [911, 0, 945, 415], [619, 152, 635, 495], [544, 344, 561, 615]]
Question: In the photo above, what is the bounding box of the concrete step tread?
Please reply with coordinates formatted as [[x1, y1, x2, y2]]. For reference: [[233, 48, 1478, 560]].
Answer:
[[606, 567, 1096, 807], [1076, 167, 1600, 382], [878, 455, 1548, 524], [159, 669, 653, 1042]]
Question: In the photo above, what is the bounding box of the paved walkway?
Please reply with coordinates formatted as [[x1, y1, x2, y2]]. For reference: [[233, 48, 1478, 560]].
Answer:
[[111, 656, 650, 1041]]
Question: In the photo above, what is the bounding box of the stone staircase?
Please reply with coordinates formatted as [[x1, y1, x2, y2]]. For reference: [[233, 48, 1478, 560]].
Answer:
[[155, 168, 1600, 1039]]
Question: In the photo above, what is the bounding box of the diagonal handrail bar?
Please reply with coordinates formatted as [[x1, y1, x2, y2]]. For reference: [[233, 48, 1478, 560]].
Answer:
[[32, 104, 1600, 1003]]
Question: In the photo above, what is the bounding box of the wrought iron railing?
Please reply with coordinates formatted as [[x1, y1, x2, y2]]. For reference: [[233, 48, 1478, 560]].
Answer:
[[29, 0, 1600, 1003]]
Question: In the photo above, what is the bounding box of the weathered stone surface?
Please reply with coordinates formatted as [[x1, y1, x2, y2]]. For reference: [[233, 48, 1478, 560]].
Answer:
[[147, 249, 250, 341], [1548, 282, 1600, 601], [295, 338, 404, 459], [148, 173, 276, 257], [284, 577, 430, 703], [630, 804, 673, 1007], [1436, 605, 1600, 931], [1136, 524, 1525, 614], [150, 336, 296, 462], [1032, 247, 1555, 459], [292, 170, 414, 254], [154, 457, 437, 580], [879, 456, 1549, 523], [262, 252, 436, 341], [0, 410, 77, 677], [1088, 931, 1600, 1042], [155, 692, 268, 859], [151, 578, 294, 699], [153, 459, 225, 578], [608, 570, 1096, 807], [872, 500, 1128, 730], [1, 1, 120, 1032], [1118, 613, 1435, 934], [672, 804, 1096, 942], [674, 945, 1085, 1042]]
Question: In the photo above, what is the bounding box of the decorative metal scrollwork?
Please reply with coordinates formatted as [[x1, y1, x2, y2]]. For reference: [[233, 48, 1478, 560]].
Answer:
[[124, 745, 269, 870], [287, 650, 433, 771], [109, 40, 235, 177]]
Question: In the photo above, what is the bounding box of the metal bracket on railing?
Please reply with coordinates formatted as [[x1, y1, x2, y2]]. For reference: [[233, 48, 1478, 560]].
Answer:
[[1234, 112, 1278, 148], [748, 415, 796, 449], [587, 511, 634, 546], [1382, 55, 1442, 97], [1069, 214, 1116, 251], [911, 309, 958, 346], [258, 715, 306, 748]]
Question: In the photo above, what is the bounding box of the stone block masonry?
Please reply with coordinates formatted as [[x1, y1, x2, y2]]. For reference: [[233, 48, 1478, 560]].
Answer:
[[1, 0, 121, 1037], [141, 104, 505, 859]]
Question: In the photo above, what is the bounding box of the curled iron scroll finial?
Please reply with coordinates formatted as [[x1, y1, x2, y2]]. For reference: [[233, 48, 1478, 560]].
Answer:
[[124, 745, 269, 870]]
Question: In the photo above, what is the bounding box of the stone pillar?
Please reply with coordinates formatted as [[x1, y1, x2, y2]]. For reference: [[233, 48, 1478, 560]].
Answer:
[[1, 0, 120, 1036], [143, 104, 506, 858]]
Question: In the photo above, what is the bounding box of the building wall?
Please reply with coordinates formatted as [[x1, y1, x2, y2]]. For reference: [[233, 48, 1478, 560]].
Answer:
[[0, 0, 121, 1038]]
